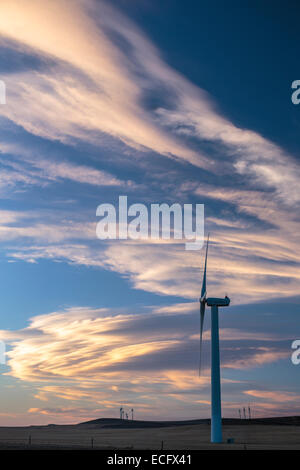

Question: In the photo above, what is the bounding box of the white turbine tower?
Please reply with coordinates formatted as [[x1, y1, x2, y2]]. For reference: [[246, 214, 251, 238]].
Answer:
[[199, 236, 230, 443]]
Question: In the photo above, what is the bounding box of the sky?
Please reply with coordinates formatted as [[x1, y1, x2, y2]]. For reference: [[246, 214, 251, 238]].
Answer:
[[0, 0, 299, 425]]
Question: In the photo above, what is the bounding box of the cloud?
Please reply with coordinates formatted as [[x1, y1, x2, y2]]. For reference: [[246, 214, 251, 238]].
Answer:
[[0, 0, 299, 210], [0, 298, 295, 424], [195, 328, 287, 342], [224, 348, 289, 370], [2, 178, 299, 305], [0, 0, 202, 166], [158, 94, 300, 204], [0, 142, 128, 188], [7, 231, 300, 303], [0, 0, 297, 307], [2, 182, 297, 304], [0, 210, 29, 224], [28, 159, 125, 187], [244, 389, 300, 403], [0, 0, 297, 308], [1, 307, 183, 382], [0, 303, 290, 422], [1, 304, 287, 381], [0, 215, 96, 244]]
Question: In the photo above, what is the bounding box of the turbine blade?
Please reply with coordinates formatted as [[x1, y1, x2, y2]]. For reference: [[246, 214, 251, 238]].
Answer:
[[199, 301, 205, 375], [200, 234, 209, 300], [199, 234, 209, 375]]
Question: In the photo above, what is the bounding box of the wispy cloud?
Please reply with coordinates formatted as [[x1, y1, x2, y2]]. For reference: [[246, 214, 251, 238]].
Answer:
[[0, 0, 297, 307], [7, 234, 300, 303], [0, 304, 291, 422], [0, 0, 299, 210], [244, 389, 300, 403], [0, 0, 201, 165], [0, 142, 129, 188]]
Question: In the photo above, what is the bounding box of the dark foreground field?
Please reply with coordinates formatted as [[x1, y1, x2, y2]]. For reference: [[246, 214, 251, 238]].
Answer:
[[0, 417, 299, 450]]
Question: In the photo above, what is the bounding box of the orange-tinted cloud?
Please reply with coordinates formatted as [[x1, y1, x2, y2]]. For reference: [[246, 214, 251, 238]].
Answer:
[[0, 304, 291, 423], [244, 389, 300, 403]]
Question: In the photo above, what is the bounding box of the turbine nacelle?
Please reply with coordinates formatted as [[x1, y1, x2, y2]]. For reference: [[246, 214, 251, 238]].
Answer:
[[206, 296, 230, 307]]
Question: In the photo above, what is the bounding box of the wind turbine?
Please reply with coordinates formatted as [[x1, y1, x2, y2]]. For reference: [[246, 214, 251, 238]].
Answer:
[[199, 235, 230, 443]]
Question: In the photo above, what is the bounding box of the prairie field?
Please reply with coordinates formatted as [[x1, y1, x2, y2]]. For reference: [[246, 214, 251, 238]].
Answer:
[[0, 418, 299, 450]]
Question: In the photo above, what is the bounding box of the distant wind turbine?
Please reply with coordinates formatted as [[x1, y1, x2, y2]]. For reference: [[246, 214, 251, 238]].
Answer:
[[199, 235, 230, 443]]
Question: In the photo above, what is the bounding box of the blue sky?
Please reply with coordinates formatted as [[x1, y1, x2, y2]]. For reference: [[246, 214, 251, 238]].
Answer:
[[0, 0, 299, 425]]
